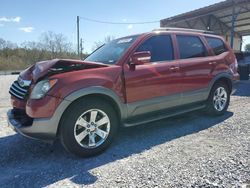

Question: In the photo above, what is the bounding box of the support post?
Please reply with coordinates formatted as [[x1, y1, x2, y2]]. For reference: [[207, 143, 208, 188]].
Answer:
[[230, 4, 236, 49], [240, 36, 243, 51], [77, 16, 80, 58]]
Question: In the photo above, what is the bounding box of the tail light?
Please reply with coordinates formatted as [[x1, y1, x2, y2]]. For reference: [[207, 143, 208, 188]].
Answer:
[[229, 59, 238, 73]]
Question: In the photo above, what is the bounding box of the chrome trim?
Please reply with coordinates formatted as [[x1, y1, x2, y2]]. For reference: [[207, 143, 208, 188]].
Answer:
[[9, 80, 29, 100], [10, 86, 25, 96], [9, 89, 24, 99], [18, 77, 31, 87], [13, 82, 27, 92]]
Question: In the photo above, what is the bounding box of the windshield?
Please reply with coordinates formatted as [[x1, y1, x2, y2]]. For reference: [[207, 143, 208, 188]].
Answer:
[[85, 35, 139, 64]]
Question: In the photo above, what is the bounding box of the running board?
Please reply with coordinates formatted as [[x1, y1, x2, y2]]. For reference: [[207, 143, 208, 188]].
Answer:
[[123, 103, 206, 127]]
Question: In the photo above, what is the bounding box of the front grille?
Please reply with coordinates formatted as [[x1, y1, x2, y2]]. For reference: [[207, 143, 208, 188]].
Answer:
[[9, 81, 29, 100]]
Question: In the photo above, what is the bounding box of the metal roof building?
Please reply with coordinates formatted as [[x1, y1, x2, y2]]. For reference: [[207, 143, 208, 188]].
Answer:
[[160, 0, 250, 51]]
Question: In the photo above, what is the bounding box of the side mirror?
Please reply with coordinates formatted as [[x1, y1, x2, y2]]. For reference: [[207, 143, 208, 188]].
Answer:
[[131, 51, 151, 66]]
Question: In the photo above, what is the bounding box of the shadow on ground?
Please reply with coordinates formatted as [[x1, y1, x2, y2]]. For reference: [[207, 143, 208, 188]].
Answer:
[[233, 80, 250, 97], [0, 110, 233, 187]]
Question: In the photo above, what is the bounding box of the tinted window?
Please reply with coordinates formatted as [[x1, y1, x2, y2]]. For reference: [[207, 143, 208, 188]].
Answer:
[[177, 35, 207, 59], [136, 35, 174, 62], [206, 37, 228, 55]]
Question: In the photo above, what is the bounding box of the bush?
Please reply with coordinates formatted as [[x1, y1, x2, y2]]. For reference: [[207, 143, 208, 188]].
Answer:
[[0, 32, 85, 70]]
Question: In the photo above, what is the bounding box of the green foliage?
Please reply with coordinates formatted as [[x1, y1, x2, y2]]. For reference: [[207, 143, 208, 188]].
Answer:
[[0, 31, 85, 70]]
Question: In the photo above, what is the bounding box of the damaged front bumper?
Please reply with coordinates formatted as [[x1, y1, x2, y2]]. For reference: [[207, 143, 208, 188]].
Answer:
[[7, 109, 58, 141]]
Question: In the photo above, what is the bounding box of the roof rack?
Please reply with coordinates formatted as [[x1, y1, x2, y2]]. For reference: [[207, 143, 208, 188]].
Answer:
[[153, 27, 215, 34]]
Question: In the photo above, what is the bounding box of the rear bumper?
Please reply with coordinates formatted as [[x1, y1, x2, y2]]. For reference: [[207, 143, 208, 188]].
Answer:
[[7, 109, 57, 141], [232, 80, 239, 94]]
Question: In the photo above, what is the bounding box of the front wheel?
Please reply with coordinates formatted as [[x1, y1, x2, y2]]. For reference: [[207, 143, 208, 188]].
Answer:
[[60, 98, 118, 157], [206, 82, 230, 116]]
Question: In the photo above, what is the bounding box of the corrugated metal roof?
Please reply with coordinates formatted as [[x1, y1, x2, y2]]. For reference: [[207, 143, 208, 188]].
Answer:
[[160, 0, 250, 36]]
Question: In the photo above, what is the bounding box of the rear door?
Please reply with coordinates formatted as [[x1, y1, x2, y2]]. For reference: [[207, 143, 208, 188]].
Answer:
[[175, 34, 215, 104], [124, 34, 182, 116]]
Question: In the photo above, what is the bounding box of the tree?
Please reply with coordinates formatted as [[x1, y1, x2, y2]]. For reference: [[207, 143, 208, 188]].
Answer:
[[39, 31, 73, 58], [92, 35, 115, 51], [0, 38, 17, 49], [0, 32, 81, 71], [245, 43, 250, 52]]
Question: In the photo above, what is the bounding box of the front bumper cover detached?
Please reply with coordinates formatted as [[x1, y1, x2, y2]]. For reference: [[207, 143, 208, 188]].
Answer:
[[7, 109, 57, 141]]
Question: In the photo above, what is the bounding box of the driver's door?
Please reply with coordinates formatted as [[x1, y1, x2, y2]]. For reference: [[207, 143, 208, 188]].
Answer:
[[123, 35, 182, 116]]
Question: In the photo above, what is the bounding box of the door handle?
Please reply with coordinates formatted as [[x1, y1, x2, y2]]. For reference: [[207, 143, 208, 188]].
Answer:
[[209, 62, 217, 65], [169, 66, 180, 71]]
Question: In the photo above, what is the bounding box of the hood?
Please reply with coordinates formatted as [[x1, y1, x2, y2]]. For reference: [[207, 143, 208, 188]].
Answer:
[[20, 59, 109, 83]]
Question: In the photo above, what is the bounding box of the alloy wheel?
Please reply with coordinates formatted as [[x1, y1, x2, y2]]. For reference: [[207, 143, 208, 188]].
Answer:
[[213, 87, 228, 112], [74, 109, 111, 148]]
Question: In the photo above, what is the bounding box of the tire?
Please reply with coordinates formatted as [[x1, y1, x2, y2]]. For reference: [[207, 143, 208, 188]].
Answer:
[[205, 82, 230, 116], [60, 97, 118, 157]]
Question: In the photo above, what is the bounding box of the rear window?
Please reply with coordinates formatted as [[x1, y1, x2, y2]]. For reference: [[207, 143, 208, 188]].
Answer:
[[205, 37, 228, 55], [177, 35, 207, 59]]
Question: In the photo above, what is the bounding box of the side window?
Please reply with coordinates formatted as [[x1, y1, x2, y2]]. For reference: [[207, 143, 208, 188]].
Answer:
[[136, 35, 174, 62], [177, 35, 208, 59], [205, 37, 228, 55]]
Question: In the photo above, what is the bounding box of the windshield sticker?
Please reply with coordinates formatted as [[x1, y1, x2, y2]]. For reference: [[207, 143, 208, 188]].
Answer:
[[117, 38, 133, 44]]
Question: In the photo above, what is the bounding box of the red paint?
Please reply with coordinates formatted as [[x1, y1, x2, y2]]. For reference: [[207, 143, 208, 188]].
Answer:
[[10, 30, 239, 119], [26, 95, 63, 118], [123, 61, 182, 103], [11, 96, 26, 109]]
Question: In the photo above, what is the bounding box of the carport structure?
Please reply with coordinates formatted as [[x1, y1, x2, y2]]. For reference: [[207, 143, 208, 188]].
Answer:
[[160, 0, 250, 51]]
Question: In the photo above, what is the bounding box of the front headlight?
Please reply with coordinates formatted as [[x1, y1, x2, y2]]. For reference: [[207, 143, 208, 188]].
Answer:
[[30, 79, 57, 99]]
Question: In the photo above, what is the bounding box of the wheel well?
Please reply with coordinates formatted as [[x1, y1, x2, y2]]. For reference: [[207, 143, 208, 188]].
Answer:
[[57, 94, 122, 136], [83, 94, 121, 119], [214, 77, 232, 93]]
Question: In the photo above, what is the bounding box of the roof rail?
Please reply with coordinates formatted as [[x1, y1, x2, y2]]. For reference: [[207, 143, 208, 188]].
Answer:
[[153, 27, 215, 34]]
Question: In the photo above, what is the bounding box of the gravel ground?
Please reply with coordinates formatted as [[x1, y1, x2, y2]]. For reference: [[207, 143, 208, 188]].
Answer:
[[0, 75, 249, 188]]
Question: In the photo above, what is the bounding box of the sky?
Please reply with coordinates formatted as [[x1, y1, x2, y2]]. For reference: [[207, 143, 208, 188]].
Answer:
[[0, 0, 249, 53]]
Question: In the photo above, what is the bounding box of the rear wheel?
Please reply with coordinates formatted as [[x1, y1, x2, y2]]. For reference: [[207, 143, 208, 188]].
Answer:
[[206, 82, 230, 116], [60, 98, 118, 157]]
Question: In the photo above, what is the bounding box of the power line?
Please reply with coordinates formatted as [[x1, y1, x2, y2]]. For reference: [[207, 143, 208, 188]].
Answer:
[[76, 16, 160, 55], [79, 16, 160, 25]]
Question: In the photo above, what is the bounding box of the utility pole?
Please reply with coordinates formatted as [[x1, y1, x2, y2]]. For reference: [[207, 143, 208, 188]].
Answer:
[[77, 16, 80, 58], [80, 38, 83, 59]]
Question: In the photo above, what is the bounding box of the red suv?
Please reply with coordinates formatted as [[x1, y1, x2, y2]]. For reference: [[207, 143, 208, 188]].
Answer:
[[8, 28, 239, 157]]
